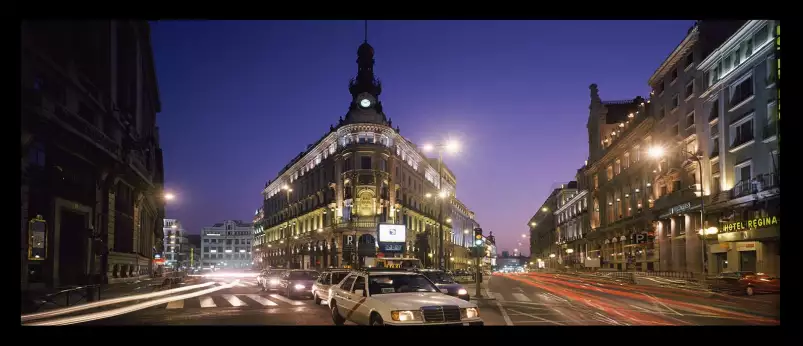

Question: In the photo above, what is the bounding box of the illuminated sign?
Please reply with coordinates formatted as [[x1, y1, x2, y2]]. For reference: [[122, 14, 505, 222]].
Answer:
[[28, 215, 47, 261], [380, 243, 404, 253], [377, 224, 406, 243], [721, 216, 779, 233]]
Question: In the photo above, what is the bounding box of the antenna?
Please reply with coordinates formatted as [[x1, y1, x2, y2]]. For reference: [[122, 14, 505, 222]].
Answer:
[[364, 20, 368, 42]]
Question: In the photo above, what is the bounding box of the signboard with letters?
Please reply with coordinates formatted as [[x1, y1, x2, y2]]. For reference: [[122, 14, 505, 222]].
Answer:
[[630, 231, 655, 244], [377, 223, 406, 254], [720, 215, 779, 233]]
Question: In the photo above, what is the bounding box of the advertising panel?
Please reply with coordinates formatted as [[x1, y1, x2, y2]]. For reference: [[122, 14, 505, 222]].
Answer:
[[377, 224, 406, 243]]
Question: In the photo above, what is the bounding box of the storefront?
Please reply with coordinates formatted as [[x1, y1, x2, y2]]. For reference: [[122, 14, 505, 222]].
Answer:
[[714, 211, 780, 277], [653, 201, 705, 273]]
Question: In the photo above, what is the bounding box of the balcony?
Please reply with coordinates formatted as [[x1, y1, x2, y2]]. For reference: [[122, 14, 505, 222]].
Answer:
[[731, 173, 779, 199], [729, 134, 754, 150], [333, 220, 380, 230], [54, 104, 121, 158]]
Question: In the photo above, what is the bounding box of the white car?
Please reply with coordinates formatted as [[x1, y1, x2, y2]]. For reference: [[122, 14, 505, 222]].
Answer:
[[327, 269, 484, 326]]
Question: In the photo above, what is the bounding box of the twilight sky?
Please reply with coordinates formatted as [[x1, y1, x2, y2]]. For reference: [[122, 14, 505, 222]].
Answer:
[[151, 20, 693, 254]]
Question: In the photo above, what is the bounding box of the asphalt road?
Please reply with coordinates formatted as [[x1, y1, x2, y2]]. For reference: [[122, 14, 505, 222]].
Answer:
[[479, 273, 780, 326]]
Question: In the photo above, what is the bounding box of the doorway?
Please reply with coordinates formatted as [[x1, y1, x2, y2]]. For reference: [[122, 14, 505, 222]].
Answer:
[[713, 253, 728, 274], [739, 251, 757, 272], [59, 209, 87, 286]]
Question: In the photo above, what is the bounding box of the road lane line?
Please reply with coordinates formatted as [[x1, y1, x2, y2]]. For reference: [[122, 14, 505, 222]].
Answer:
[[508, 308, 564, 325], [494, 297, 514, 326], [512, 293, 532, 302], [493, 293, 506, 302], [244, 294, 278, 306], [21, 281, 218, 322], [165, 300, 184, 309], [222, 294, 248, 307], [269, 294, 305, 306], [199, 296, 217, 308], [25, 281, 238, 326], [640, 292, 683, 316]]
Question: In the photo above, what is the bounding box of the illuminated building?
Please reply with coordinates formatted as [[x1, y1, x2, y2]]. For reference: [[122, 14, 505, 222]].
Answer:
[[527, 183, 574, 269], [201, 220, 253, 269], [555, 168, 591, 269], [163, 219, 189, 269], [697, 20, 779, 277], [21, 21, 165, 289], [254, 35, 475, 270]]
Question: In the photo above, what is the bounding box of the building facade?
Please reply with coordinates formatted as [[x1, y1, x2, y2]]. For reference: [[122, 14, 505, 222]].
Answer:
[[201, 220, 254, 269], [528, 184, 572, 269], [555, 170, 591, 269], [21, 20, 166, 289], [254, 39, 476, 271], [645, 20, 746, 275], [697, 20, 779, 277], [449, 197, 481, 270], [163, 219, 189, 269]]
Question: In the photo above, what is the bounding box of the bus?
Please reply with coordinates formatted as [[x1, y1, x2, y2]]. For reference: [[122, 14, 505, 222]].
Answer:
[[373, 257, 421, 269]]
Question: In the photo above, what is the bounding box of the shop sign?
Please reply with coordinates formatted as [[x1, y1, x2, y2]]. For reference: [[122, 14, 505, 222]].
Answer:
[[670, 202, 692, 214], [721, 216, 779, 233], [736, 242, 756, 252], [630, 232, 655, 244]]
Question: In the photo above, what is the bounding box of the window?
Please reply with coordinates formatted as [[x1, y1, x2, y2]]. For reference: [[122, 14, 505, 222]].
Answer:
[[633, 145, 640, 162], [203, 247, 209, 252], [685, 80, 695, 99], [657, 106, 665, 119], [766, 57, 777, 85], [730, 116, 754, 148], [28, 141, 46, 167], [754, 23, 769, 46], [729, 75, 754, 107], [769, 150, 779, 174], [351, 276, 366, 293], [745, 38, 753, 57], [733, 48, 741, 66], [671, 123, 679, 137], [712, 175, 721, 194], [623, 152, 630, 169], [593, 174, 599, 189], [710, 124, 720, 158], [204, 239, 209, 243], [606, 166, 613, 181], [379, 158, 387, 172], [671, 94, 679, 110], [614, 159, 621, 175], [723, 54, 732, 72], [670, 69, 678, 83], [765, 101, 778, 139], [684, 53, 694, 69], [686, 112, 695, 128], [735, 161, 752, 182], [360, 156, 372, 170]]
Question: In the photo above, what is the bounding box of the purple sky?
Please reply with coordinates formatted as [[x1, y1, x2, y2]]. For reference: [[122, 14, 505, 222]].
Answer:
[[151, 20, 693, 254]]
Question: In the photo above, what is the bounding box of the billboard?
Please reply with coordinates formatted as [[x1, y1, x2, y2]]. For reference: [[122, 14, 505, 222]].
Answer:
[[377, 224, 406, 243]]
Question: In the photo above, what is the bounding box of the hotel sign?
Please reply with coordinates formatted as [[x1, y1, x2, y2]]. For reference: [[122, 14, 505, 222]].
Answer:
[[720, 216, 779, 233]]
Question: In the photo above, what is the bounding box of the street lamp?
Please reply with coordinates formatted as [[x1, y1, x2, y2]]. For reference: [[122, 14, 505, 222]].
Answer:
[[422, 139, 461, 270], [541, 207, 548, 212], [530, 222, 536, 227], [648, 145, 707, 281], [164, 192, 175, 201]]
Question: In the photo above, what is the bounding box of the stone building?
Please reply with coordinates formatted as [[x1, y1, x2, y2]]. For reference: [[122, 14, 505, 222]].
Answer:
[[201, 220, 254, 269], [163, 219, 189, 268], [21, 20, 165, 289], [697, 20, 779, 277], [449, 197, 481, 270], [528, 183, 572, 269], [645, 20, 746, 274], [555, 169, 591, 269], [254, 38, 471, 270]]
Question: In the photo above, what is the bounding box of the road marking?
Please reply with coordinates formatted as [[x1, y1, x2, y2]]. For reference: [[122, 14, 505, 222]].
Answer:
[[508, 308, 564, 325], [493, 295, 514, 326], [640, 292, 683, 316], [165, 300, 184, 309], [245, 294, 278, 306], [199, 296, 217, 308], [222, 294, 248, 307], [512, 293, 532, 302], [269, 294, 305, 306]]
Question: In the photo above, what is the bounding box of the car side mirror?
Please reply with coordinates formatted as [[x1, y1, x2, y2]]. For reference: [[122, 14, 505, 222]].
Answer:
[[354, 289, 365, 297], [440, 289, 449, 294]]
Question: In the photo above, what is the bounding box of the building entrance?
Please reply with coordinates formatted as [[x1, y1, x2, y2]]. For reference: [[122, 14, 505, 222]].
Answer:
[[740, 250, 756, 272]]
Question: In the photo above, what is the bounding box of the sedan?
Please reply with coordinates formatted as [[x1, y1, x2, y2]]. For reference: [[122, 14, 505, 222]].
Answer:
[[280, 270, 319, 299], [418, 269, 470, 301], [312, 269, 351, 305]]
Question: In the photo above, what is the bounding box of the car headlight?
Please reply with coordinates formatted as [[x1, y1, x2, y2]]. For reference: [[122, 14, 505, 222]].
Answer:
[[457, 288, 468, 295], [294, 283, 306, 290], [461, 307, 480, 319], [269, 279, 280, 285], [391, 310, 423, 322]]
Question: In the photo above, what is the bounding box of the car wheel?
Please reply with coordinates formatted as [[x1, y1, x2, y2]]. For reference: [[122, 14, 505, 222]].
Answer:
[[314, 293, 322, 305], [331, 301, 345, 326], [746, 286, 754, 296], [370, 313, 384, 326]]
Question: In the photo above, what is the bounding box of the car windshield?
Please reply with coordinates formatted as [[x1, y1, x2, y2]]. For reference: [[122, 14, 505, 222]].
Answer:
[[367, 274, 439, 295], [330, 272, 350, 284], [289, 271, 319, 280], [422, 271, 456, 284], [268, 270, 286, 277]]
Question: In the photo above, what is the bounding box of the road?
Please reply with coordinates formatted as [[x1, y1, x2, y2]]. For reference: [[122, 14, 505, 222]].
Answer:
[[23, 273, 779, 326], [478, 272, 780, 326]]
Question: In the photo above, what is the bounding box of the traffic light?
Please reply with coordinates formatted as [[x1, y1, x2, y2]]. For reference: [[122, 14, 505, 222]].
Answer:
[[473, 228, 483, 246]]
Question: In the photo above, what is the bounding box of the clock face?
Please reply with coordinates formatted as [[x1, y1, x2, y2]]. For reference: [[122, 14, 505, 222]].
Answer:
[[359, 98, 372, 108]]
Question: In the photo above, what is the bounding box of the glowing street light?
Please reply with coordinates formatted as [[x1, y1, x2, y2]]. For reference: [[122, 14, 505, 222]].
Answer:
[[566, 248, 574, 254], [530, 222, 536, 227], [463, 229, 470, 234], [647, 146, 666, 159], [164, 193, 175, 201], [425, 193, 432, 198], [549, 253, 556, 258], [541, 207, 549, 212], [438, 191, 448, 198]]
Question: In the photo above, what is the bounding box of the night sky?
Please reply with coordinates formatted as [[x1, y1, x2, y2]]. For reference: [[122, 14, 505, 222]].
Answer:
[[151, 20, 694, 254]]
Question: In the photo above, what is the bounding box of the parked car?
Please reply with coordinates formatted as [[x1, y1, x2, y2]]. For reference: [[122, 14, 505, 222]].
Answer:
[[709, 271, 780, 296], [417, 269, 470, 301], [280, 270, 319, 299], [312, 269, 352, 305], [258, 269, 287, 292], [328, 269, 483, 326]]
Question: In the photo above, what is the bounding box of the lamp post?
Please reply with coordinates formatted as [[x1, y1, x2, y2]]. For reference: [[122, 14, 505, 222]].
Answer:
[[423, 140, 460, 271], [648, 146, 707, 283]]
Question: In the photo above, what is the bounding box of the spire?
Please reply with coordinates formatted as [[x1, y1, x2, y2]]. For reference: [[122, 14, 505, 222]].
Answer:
[[364, 20, 368, 43], [349, 20, 381, 98]]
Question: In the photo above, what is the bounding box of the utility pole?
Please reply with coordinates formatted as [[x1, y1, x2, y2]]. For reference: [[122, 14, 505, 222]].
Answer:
[[437, 150, 445, 270]]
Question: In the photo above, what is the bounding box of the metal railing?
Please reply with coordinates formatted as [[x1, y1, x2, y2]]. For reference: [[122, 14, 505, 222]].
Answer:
[[22, 285, 102, 313], [731, 172, 779, 198]]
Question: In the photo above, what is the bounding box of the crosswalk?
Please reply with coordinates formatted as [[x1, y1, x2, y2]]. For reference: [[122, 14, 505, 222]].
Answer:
[[158, 293, 319, 310]]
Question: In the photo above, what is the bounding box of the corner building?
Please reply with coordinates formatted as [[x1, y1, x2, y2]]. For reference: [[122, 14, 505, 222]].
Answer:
[[697, 20, 779, 277], [256, 40, 460, 270]]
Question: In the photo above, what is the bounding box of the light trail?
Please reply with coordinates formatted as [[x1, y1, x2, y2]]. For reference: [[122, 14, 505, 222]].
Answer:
[[21, 281, 217, 322], [23, 280, 240, 326]]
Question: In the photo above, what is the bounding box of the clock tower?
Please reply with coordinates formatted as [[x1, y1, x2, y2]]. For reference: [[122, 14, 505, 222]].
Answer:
[[343, 24, 389, 126]]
